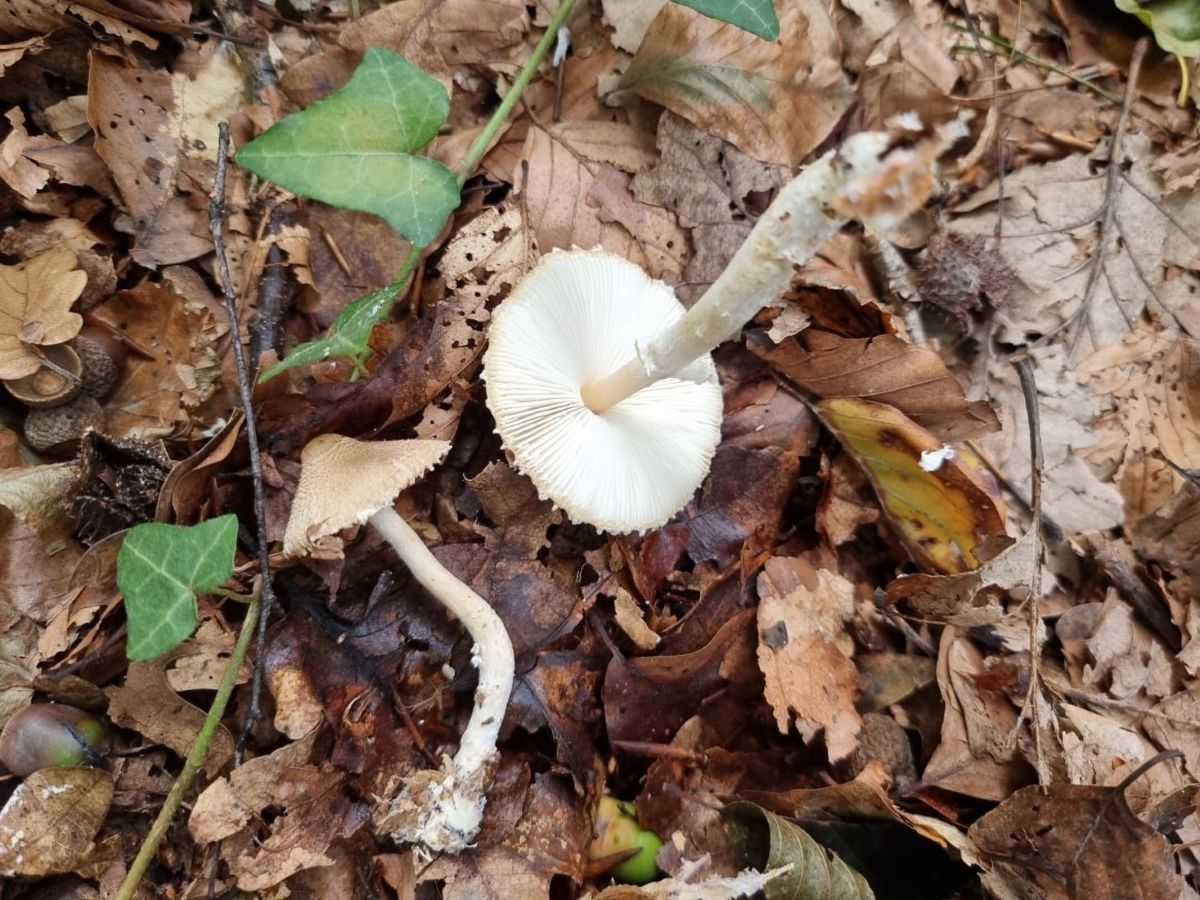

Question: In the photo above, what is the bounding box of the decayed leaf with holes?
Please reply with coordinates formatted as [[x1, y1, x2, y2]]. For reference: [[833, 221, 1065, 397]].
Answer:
[[818, 398, 1007, 575], [0, 248, 84, 379], [0, 767, 114, 877], [617, 1, 851, 165]]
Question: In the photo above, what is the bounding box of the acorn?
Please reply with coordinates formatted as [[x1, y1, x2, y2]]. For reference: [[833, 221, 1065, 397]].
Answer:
[[587, 795, 664, 885], [0, 703, 109, 777], [71, 326, 125, 399], [24, 394, 104, 456], [2, 343, 83, 409]]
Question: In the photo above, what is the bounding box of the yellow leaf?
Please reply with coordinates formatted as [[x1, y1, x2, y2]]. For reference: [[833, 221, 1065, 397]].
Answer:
[[818, 398, 1007, 574], [0, 247, 85, 380]]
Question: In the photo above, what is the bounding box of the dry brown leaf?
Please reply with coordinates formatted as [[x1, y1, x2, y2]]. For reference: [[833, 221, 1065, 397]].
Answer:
[[970, 778, 1186, 900], [107, 659, 234, 777], [922, 630, 1031, 801], [0, 37, 45, 76], [757, 330, 999, 442], [756, 557, 861, 761], [0, 246, 84, 379], [617, 1, 852, 166], [600, 0, 666, 52], [190, 730, 320, 844], [885, 529, 1035, 626], [88, 281, 213, 439], [0, 767, 113, 877], [87, 52, 211, 267], [0, 107, 55, 199], [517, 126, 688, 281], [632, 113, 786, 300], [547, 121, 658, 174]]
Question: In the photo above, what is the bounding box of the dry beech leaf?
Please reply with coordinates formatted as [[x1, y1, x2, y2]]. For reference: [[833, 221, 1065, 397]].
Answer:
[[756, 557, 861, 762], [757, 331, 999, 442], [884, 528, 1036, 626], [617, 1, 851, 166], [282, 435, 450, 557], [517, 127, 688, 281], [969, 779, 1186, 900], [0, 767, 114, 877], [818, 398, 1007, 575], [0, 247, 84, 379]]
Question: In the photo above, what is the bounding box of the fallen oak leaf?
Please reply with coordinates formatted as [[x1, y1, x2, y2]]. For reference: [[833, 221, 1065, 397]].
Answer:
[[969, 754, 1187, 900], [0, 247, 84, 379], [817, 398, 1007, 575], [0, 767, 114, 877]]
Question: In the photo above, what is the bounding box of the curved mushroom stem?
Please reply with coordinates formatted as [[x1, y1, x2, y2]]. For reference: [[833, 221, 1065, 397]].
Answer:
[[581, 118, 969, 414], [368, 506, 515, 853]]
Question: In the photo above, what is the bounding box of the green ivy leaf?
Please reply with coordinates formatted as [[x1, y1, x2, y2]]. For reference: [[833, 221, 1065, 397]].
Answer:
[[672, 0, 779, 40], [116, 516, 238, 661], [1115, 0, 1200, 57], [236, 47, 460, 246]]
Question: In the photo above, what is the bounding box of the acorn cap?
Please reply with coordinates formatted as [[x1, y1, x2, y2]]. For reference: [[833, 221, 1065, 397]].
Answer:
[[482, 249, 722, 534], [2, 343, 83, 408], [72, 327, 124, 399], [282, 435, 451, 557], [24, 394, 104, 456]]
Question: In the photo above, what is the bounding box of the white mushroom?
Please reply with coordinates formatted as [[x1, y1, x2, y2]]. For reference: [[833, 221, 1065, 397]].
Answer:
[[482, 250, 723, 534], [283, 434, 514, 853], [484, 118, 967, 532]]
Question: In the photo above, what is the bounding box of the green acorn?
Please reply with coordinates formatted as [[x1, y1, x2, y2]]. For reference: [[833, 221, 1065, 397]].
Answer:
[[0, 703, 109, 777], [588, 795, 664, 885]]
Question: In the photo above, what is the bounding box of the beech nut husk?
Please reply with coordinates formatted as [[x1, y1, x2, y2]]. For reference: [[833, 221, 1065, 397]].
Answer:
[[0, 703, 109, 778], [2, 343, 83, 409]]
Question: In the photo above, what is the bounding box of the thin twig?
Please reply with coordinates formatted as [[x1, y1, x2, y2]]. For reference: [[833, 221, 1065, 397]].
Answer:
[[209, 122, 279, 759], [1012, 355, 1047, 786], [1067, 38, 1148, 358], [958, 0, 1005, 243]]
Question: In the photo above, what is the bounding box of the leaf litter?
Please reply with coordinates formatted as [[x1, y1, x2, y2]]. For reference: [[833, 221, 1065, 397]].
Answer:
[[1, 0, 1200, 897]]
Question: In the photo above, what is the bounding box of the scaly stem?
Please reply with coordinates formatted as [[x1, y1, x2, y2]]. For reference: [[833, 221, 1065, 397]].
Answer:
[[582, 132, 892, 413], [369, 507, 514, 850], [115, 593, 262, 900]]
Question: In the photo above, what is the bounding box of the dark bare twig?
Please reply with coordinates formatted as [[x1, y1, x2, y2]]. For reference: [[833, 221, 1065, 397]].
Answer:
[[1013, 355, 1047, 786], [209, 122, 278, 762], [1067, 38, 1148, 357], [251, 206, 292, 362]]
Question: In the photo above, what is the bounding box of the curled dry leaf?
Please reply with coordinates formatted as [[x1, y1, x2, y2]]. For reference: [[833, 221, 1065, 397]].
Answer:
[[818, 398, 1007, 575], [0, 247, 84, 379], [0, 767, 114, 877]]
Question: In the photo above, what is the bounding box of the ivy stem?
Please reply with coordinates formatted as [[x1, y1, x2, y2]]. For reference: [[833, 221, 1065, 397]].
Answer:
[[115, 591, 262, 900], [379, 0, 578, 295], [452, 0, 577, 190]]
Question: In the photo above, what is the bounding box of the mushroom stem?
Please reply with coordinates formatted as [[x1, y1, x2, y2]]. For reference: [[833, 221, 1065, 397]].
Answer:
[[581, 120, 966, 414], [368, 506, 515, 851]]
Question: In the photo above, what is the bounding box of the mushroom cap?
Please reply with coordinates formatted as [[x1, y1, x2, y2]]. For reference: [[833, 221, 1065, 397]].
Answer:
[[283, 435, 450, 557], [483, 249, 722, 534]]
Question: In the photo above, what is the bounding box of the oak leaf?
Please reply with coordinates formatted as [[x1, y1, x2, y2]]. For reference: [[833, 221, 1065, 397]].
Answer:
[[0, 247, 84, 379]]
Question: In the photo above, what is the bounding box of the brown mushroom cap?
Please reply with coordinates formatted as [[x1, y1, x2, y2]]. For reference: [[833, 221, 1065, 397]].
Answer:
[[282, 435, 452, 557]]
